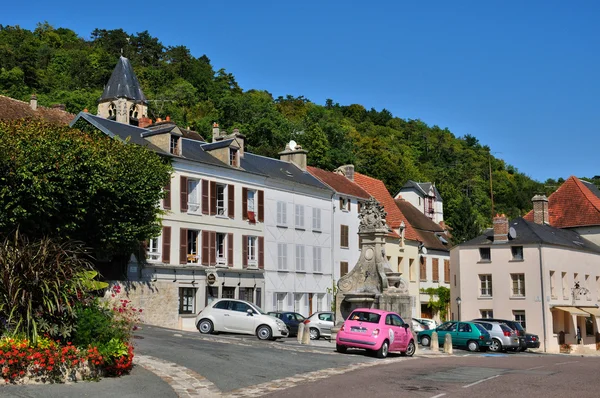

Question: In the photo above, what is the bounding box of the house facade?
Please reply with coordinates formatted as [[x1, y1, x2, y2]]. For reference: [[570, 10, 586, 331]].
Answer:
[[451, 204, 600, 353], [395, 180, 444, 224]]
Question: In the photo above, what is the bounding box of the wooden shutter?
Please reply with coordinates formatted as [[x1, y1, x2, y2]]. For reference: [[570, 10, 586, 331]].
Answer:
[[258, 190, 264, 222], [341, 225, 348, 248], [339, 197, 343, 210], [227, 233, 233, 267], [444, 259, 450, 283], [209, 231, 216, 265], [432, 258, 439, 282], [179, 228, 187, 264], [162, 226, 171, 263], [347, 200, 351, 211], [201, 231, 209, 266], [228, 184, 235, 219], [242, 187, 248, 220], [180, 176, 188, 212], [163, 179, 171, 210], [420, 257, 427, 281], [340, 261, 348, 277], [258, 237, 264, 269], [210, 181, 217, 215], [242, 235, 248, 268], [202, 179, 209, 214], [358, 201, 361, 213]]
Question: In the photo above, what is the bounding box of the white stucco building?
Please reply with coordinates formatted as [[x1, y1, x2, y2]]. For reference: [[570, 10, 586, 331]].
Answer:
[[395, 180, 444, 224]]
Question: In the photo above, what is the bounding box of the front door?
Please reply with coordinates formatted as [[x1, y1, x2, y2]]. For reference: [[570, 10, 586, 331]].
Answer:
[[391, 314, 410, 350]]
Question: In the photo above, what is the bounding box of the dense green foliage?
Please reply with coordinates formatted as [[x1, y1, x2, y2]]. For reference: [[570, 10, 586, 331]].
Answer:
[[0, 119, 172, 258], [421, 286, 451, 322], [0, 23, 566, 242]]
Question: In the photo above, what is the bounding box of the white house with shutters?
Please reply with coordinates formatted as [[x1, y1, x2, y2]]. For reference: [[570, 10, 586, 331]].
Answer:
[[395, 180, 444, 224]]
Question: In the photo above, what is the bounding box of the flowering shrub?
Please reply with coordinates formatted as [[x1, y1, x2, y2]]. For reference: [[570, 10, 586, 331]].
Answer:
[[105, 284, 142, 341]]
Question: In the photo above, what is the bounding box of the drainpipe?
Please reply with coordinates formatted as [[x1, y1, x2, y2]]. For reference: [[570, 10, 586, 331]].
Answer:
[[538, 244, 548, 352], [330, 191, 336, 313]]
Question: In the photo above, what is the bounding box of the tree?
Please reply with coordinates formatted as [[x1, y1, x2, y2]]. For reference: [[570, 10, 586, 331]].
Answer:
[[0, 120, 172, 261], [447, 195, 481, 244]]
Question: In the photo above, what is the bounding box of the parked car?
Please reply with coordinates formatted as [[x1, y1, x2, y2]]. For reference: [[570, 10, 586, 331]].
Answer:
[[196, 299, 289, 340], [336, 308, 415, 358], [267, 311, 306, 336], [417, 321, 492, 352], [525, 333, 540, 349], [474, 321, 520, 352], [472, 318, 527, 351], [413, 317, 437, 330], [412, 318, 429, 332], [304, 311, 335, 340]]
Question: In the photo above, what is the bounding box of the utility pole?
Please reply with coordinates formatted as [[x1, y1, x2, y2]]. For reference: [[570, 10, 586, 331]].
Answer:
[[489, 153, 494, 220]]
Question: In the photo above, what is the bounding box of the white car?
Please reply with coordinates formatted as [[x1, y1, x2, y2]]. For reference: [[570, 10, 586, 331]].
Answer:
[[413, 317, 437, 330], [196, 299, 289, 340], [412, 319, 427, 332]]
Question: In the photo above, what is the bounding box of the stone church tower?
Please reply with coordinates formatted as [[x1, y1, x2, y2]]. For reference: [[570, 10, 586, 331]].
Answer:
[[97, 56, 148, 126]]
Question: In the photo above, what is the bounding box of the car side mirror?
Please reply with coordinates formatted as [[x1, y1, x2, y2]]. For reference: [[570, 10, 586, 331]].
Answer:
[[247, 309, 254, 316], [402, 324, 409, 329]]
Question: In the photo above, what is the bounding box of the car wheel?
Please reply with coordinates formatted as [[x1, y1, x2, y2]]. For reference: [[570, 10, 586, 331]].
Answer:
[[197, 319, 214, 334], [309, 327, 320, 340], [467, 340, 480, 352], [256, 325, 272, 340], [403, 340, 416, 357], [376, 340, 389, 358], [336, 344, 347, 354], [420, 335, 431, 347], [490, 339, 502, 352]]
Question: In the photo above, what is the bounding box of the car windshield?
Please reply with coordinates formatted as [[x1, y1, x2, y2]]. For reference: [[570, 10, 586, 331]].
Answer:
[[348, 311, 380, 323], [249, 303, 266, 314]]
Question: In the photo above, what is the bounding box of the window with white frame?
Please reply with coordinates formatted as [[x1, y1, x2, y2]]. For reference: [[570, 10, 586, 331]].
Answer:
[[585, 274, 591, 301], [287, 292, 293, 309], [550, 270, 556, 298], [216, 233, 226, 265], [277, 243, 287, 270], [294, 293, 303, 312], [247, 190, 256, 212], [312, 207, 321, 231], [170, 135, 179, 155], [479, 274, 493, 297], [513, 310, 526, 329], [296, 245, 305, 271], [313, 246, 322, 272], [317, 294, 324, 311], [247, 236, 257, 264], [216, 184, 227, 216], [511, 246, 523, 260], [562, 272, 568, 298], [187, 179, 201, 213], [295, 204, 305, 229], [274, 293, 285, 311], [229, 148, 238, 167], [147, 237, 160, 261], [277, 201, 287, 226], [480, 309, 493, 319], [339, 197, 350, 211], [511, 274, 525, 297], [187, 230, 200, 263], [179, 287, 195, 314]]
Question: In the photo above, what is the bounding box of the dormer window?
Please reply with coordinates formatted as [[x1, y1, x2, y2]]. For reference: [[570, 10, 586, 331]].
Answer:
[[170, 136, 180, 155], [229, 148, 238, 167], [339, 197, 351, 212]]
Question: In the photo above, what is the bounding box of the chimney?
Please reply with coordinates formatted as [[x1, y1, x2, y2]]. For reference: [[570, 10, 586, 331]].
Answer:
[[51, 104, 66, 111], [138, 117, 153, 128], [335, 164, 355, 181], [493, 213, 509, 243], [166, 115, 171, 122], [532, 194, 549, 225], [212, 122, 221, 143], [232, 128, 245, 158], [83, 108, 89, 113], [30, 94, 37, 111], [279, 141, 308, 171], [156, 117, 163, 123]]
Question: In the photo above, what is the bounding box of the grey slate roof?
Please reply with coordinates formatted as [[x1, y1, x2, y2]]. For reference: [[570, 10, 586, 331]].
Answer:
[[200, 139, 235, 151], [180, 138, 232, 168], [70, 112, 166, 154], [580, 179, 600, 201], [461, 217, 600, 254], [99, 56, 147, 104], [399, 180, 443, 202]]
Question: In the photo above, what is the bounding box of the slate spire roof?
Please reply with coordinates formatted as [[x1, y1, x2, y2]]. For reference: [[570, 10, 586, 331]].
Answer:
[[523, 176, 600, 228], [99, 56, 147, 104]]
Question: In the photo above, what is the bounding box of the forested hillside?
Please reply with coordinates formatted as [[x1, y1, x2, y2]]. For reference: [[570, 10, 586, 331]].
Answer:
[[0, 23, 554, 242]]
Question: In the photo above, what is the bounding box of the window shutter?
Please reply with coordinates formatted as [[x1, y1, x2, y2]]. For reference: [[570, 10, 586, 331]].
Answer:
[[444, 259, 450, 283], [258, 190, 264, 222], [347, 200, 351, 211], [210, 181, 217, 215], [258, 237, 264, 269], [228, 184, 235, 219], [433, 258, 439, 282], [242, 187, 248, 220], [201, 231, 209, 266], [209, 231, 216, 265], [420, 257, 427, 281], [358, 201, 361, 213], [341, 225, 348, 248], [227, 233, 233, 267], [179, 228, 187, 265], [163, 179, 171, 210], [162, 226, 171, 263], [180, 176, 188, 212], [340, 261, 348, 277], [202, 179, 209, 214], [339, 197, 343, 210], [242, 236, 248, 268]]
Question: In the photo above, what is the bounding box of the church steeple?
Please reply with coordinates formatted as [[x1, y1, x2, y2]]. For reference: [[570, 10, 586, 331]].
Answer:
[[98, 56, 148, 126]]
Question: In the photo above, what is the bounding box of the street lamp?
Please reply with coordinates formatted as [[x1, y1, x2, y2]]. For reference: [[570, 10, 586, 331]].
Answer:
[[456, 296, 462, 321]]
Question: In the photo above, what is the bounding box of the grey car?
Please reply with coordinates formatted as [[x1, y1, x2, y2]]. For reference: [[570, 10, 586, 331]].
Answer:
[[474, 321, 520, 352], [304, 311, 334, 340]]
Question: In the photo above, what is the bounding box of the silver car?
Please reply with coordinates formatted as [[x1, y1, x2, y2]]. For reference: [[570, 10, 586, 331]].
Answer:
[[474, 321, 520, 352], [304, 311, 334, 340]]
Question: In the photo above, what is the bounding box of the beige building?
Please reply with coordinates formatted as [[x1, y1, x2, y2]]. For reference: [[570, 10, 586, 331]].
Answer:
[[451, 198, 600, 353]]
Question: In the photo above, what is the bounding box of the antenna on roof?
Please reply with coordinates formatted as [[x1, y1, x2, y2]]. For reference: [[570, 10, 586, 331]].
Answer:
[[509, 227, 517, 240], [288, 140, 297, 151]]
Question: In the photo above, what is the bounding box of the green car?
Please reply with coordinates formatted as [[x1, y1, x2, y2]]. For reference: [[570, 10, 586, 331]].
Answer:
[[417, 321, 492, 352]]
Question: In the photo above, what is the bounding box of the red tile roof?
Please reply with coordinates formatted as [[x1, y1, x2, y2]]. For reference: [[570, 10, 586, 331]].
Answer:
[[0, 95, 75, 125], [353, 172, 419, 241], [306, 166, 370, 199], [524, 176, 600, 228]]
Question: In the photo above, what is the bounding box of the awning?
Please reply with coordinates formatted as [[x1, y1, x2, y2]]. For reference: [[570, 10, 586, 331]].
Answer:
[[579, 307, 600, 317], [551, 306, 590, 316]]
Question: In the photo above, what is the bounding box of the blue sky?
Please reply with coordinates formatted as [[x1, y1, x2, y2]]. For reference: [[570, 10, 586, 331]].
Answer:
[[3, 0, 599, 182]]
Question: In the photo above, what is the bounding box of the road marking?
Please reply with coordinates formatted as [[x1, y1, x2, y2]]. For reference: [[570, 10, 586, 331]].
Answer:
[[430, 394, 447, 398], [462, 374, 500, 388], [173, 333, 182, 337], [526, 365, 545, 370], [554, 361, 579, 366]]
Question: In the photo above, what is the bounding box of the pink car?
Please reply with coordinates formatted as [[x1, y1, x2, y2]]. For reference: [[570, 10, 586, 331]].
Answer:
[[336, 308, 415, 358]]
